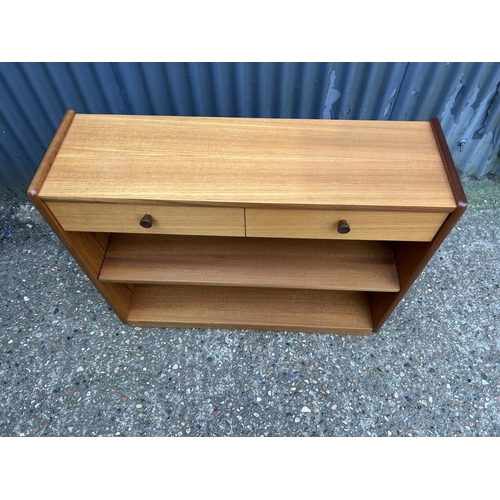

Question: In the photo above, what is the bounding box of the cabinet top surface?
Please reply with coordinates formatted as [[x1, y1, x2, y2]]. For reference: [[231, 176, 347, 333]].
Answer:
[[39, 114, 456, 211]]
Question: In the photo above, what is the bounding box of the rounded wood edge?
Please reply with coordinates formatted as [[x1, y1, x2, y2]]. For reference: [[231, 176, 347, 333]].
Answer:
[[429, 117, 468, 210], [27, 109, 76, 199]]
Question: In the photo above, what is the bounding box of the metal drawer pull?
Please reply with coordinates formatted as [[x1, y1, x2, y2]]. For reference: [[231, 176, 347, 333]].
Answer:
[[337, 219, 350, 234], [140, 214, 153, 228]]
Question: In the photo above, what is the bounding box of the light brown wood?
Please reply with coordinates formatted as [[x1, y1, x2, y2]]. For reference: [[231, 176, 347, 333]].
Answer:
[[27, 110, 132, 322], [245, 209, 448, 242], [29, 113, 466, 336], [46, 201, 245, 236], [28, 110, 76, 200], [370, 118, 469, 332], [38, 114, 456, 212], [99, 234, 400, 292], [127, 285, 373, 334]]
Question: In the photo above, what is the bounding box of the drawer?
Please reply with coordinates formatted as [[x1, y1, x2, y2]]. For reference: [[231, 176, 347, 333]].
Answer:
[[47, 201, 245, 237], [245, 209, 448, 241]]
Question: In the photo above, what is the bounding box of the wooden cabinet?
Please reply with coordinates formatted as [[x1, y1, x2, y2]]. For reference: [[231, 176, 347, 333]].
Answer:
[[28, 111, 467, 335]]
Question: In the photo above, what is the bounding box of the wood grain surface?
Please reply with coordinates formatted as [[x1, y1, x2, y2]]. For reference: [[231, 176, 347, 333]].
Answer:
[[29, 112, 466, 334], [38, 114, 456, 212], [370, 118, 468, 331], [245, 208, 447, 241], [127, 285, 373, 334], [46, 201, 245, 236], [27, 110, 132, 322], [99, 234, 400, 292]]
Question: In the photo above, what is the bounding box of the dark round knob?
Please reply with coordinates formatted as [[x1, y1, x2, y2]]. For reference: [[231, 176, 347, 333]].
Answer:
[[337, 219, 350, 234], [140, 214, 153, 228]]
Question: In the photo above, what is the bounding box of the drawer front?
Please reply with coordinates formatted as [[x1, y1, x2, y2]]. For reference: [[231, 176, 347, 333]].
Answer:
[[47, 202, 245, 237], [245, 209, 448, 241]]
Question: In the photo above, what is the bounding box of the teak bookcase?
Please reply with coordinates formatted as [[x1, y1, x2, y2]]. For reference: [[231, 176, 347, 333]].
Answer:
[[28, 111, 467, 335]]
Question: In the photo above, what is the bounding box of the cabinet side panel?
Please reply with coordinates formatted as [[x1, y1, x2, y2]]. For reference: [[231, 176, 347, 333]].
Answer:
[[370, 118, 468, 332], [370, 209, 464, 330], [27, 110, 132, 322]]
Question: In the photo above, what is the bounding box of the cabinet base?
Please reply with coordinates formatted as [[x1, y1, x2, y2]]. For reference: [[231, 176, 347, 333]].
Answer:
[[127, 285, 374, 335]]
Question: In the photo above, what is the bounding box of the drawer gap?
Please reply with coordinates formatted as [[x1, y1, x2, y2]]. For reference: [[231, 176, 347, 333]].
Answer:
[[99, 234, 400, 293]]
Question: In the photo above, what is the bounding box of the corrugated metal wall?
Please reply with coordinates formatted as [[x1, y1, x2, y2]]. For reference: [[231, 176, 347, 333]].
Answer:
[[1, 62, 499, 190]]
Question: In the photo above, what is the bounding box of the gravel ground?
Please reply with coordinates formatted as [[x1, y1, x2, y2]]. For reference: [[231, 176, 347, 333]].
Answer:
[[0, 177, 499, 437]]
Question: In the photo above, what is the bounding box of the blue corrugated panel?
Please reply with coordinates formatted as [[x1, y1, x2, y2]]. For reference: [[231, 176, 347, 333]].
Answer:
[[391, 62, 500, 177], [0, 62, 126, 188], [0, 62, 498, 189], [326, 62, 409, 120]]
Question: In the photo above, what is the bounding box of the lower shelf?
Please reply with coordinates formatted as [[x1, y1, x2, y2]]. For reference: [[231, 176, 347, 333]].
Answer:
[[127, 285, 374, 335]]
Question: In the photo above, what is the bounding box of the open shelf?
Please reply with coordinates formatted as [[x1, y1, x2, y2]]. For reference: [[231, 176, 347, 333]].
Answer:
[[127, 285, 373, 334], [99, 234, 400, 292]]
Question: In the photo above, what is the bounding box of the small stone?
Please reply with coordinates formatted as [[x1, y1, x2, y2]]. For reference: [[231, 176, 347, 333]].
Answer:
[[24, 296, 29, 302], [172, 364, 178, 370], [429, 396, 433, 402], [26, 224, 33, 229], [35, 332, 42, 338], [120, 396, 127, 402], [301, 406, 311, 413], [394, 392, 399, 398], [294, 417, 300, 423], [256, 397, 262, 402], [481, 380, 489, 385], [76, 366, 83, 372], [331, 404, 337, 410], [253, 412, 259, 418], [136, 404, 142, 408]]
